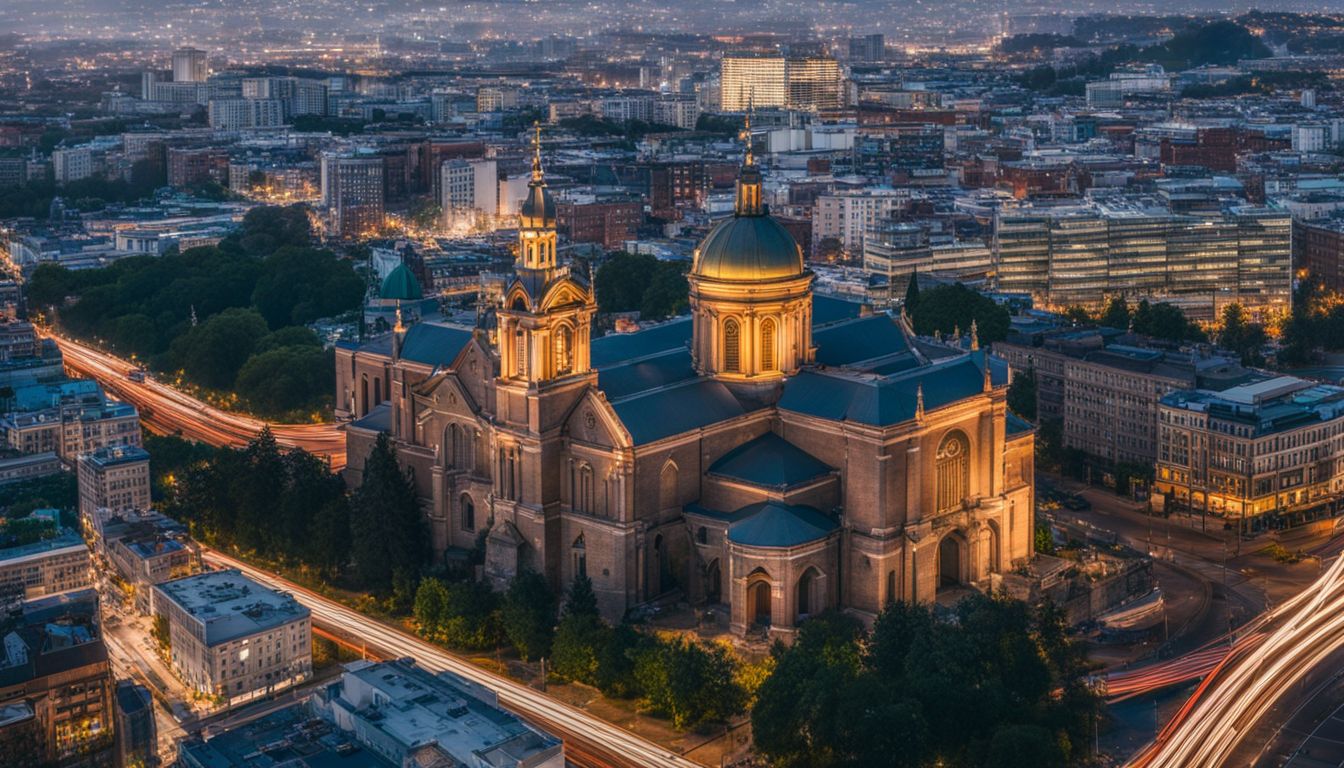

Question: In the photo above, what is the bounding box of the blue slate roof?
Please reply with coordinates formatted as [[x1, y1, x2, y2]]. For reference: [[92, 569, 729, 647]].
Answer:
[[398, 323, 474, 368], [728, 501, 838, 548], [590, 318, 692, 368], [779, 352, 1008, 427], [708, 432, 833, 489], [610, 378, 747, 445], [1006, 411, 1035, 437], [813, 314, 912, 368], [350, 403, 391, 433], [596, 348, 696, 400], [813, 295, 865, 327]]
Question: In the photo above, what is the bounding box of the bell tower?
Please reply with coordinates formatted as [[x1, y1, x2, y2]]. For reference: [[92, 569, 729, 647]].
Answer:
[[497, 123, 597, 390]]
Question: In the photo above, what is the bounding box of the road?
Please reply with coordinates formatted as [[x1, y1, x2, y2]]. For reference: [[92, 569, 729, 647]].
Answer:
[[46, 331, 346, 468], [200, 549, 706, 768], [1129, 550, 1344, 767]]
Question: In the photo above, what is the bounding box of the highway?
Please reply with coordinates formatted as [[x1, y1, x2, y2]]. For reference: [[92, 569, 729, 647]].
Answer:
[[1130, 552, 1344, 767], [46, 331, 346, 468], [201, 549, 706, 768]]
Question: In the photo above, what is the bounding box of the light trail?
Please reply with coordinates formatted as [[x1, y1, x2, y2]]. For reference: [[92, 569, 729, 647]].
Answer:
[[45, 331, 346, 468], [200, 549, 706, 768], [1130, 553, 1344, 767]]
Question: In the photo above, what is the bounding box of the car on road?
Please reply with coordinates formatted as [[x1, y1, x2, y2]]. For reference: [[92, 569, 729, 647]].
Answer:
[[127, 368, 147, 382], [1062, 495, 1091, 511]]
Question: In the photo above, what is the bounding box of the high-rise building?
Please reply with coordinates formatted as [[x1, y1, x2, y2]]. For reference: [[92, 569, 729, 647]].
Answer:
[[207, 99, 284, 131], [720, 54, 787, 111], [51, 147, 93, 184], [113, 681, 155, 768], [321, 152, 385, 238], [171, 47, 208, 83], [848, 34, 885, 62], [785, 56, 843, 111], [812, 187, 909, 255]]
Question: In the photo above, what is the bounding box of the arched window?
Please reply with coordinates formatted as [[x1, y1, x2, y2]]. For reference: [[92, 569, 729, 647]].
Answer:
[[514, 329, 528, 379], [659, 462, 678, 513], [760, 318, 776, 372], [460, 494, 475, 531], [723, 319, 741, 373], [555, 325, 573, 376], [572, 534, 587, 578], [935, 431, 970, 513], [373, 377, 382, 405], [445, 424, 460, 467]]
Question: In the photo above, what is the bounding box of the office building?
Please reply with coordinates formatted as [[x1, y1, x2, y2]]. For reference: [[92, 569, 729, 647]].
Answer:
[[996, 325, 1248, 466], [720, 54, 787, 111], [0, 512, 91, 605], [51, 148, 93, 184], [167, 147, 229, 188], [993, 201, 1291, 319], [1295, 216, 1344, 291], [1, 400, 141, 463], [171, 47, 208, 83], [152, 570, 311, 700], [207, 98, 284, 131], [310, 659, 564, 768], [848, 34, 885, 62], [785, 56, 843, 111], [0, 590, 115, 768], [812, 187, 908, 256], [0, 452, 62, 486], [322, 153, 385, 239], [1155, 376, 1344, 529], [77, 445, 150, 523], [439, 158, 499, 231]]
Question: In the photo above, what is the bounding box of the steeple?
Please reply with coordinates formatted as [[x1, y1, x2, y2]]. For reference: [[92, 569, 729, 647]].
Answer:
[[734, 110, 764, 217], [517, 121, 557, 272]]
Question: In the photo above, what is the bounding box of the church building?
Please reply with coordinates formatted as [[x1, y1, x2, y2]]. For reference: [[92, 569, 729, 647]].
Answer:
[[336, 127, 1036, 636]]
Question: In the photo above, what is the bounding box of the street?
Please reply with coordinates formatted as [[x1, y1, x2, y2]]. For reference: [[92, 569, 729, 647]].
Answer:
[[45, 329, 347, 468]]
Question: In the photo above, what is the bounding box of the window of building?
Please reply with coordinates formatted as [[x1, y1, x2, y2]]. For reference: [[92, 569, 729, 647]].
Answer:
[[935, 431, 970, 513], [461, 494, 475, 531], [555, 325, 573, 375], [760, 318, 776, 371], [723, 319, 741, 373]]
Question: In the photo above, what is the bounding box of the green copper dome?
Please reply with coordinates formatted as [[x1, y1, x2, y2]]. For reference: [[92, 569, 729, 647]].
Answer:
[[693, 214, 805, 282], [380, 263, 423, 301]]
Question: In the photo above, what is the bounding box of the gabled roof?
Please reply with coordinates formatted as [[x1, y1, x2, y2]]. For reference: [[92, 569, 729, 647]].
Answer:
[[727, 501, 838, 548], [708, 432, 833, 490], [779, 352, 1007, 428], [350, 403, 392, 433], [812, 294, 866, 327], [590, 318, 692, 368], [596, 348, 696, 400], [398, 323, 473, 368], [813, 313, 913, 368], [609, 378, 748, 445]]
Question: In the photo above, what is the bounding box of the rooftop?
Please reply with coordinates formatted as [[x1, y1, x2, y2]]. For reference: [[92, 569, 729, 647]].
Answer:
[[154, 570, 309, 646]]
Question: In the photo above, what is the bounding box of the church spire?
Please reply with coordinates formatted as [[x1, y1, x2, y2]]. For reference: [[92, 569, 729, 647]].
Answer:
[[734, 109, 764, 217], [530, 120, 544, 182]]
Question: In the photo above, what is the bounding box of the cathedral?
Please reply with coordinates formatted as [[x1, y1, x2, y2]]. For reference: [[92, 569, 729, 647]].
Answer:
[[336, 129, 1036, 636]]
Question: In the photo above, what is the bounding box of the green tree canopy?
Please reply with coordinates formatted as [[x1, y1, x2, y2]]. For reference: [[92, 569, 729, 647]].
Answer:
[[500, 568, 557, 662], [909, 283, 1011, 345], [595, 251, 689, 320], [349, 433, 429, 596]]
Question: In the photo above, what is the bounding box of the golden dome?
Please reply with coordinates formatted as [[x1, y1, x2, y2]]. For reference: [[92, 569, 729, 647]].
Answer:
[[693, 214, 805, 281]]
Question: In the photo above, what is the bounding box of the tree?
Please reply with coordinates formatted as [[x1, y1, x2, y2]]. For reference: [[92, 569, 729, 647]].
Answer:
[[595, 252, 689, 320], [349, 433, 428, 595], [235, 345, 334, 415], [1100, 296, 1130, 330], [414, 577, 452, 641], [167, 307, 269, 389], [903, 270, 920, 311], [635, 636, 745, 730], [551, 575, 606, 685], [151, 614, 171, 654], [1007, 365, 1037, 421], [1061, 305, 1091, 325], [909, 283, 1012, 345], [1219, 302, 1267, 366], [501, 569, 557, 662]]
